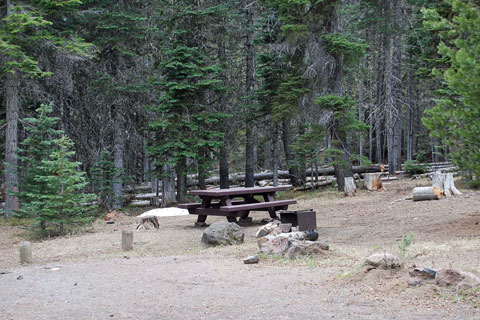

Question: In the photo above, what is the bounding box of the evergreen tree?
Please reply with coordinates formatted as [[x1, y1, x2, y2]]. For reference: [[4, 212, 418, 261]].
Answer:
[[15, 103, 96, 235], [147, 2, 227, 201], [1, 0, 92, 215], [422, 0, 480, 185]]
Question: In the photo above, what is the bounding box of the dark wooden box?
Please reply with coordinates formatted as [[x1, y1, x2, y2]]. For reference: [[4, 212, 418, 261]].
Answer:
[[279, 210, 317, 231]]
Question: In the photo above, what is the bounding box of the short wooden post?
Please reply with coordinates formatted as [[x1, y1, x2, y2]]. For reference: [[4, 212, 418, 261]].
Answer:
[[19, 241, 32, 264], [122, 231, 133, 251]]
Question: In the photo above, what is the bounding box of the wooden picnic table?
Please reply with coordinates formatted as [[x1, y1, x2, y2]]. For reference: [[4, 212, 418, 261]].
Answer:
[[178, 186, 296, 226]]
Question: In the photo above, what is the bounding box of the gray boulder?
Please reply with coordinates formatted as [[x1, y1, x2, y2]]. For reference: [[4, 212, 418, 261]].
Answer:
[[201, 222, 244, 246], [365, 253, 401, 269], [258, 235, 290, 255]]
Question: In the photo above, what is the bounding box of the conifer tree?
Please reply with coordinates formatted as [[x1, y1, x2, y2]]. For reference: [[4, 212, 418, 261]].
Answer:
[[422, 0, 480, 185], [1, 0, 92, 216], [15, 103, 96, 235]]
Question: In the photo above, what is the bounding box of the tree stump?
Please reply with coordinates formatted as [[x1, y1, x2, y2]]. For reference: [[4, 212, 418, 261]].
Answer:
[[413, 186, 444, 201], [344, 177, 357, 197], [431, 171, 462, 197], [364, 173, 383, 190], [122, 231, 133, 251], [19, 241, 32, 264]]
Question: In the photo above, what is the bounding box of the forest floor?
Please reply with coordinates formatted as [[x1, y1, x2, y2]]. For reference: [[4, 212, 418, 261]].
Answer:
[[0, 177, 479, 319]]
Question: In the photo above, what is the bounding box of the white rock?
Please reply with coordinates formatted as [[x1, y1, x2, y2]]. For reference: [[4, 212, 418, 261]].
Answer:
[[365, 253, 401, 269]]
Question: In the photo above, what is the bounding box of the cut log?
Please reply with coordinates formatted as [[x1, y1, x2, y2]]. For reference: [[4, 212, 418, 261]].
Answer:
[[364, 173, 383, 190], [444, 173, 462, 196], [344, 177, 357, 197], [412, 186, 444, 201]]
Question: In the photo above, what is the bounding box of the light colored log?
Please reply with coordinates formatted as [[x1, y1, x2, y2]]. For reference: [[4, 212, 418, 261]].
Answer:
[[122, 231, 133, 251], [19, 241, 32, 264], [412, 186, 443, 201], [344, 177, 357, 197], [364, 173, 383, 190]]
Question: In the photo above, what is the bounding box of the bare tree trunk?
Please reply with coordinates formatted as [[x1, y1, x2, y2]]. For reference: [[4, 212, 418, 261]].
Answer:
[[112, 108, 124, 209], [244, 5, 255, 188], [197, 147, 207, 190], [282, 119, 301, 186], [162, 164, 176, 207], [218, 35, 230, 189], [175, 158, 187, 203], [143, 139, 149, 181], [273, 125, 279, 187], [386, 0, 403, 174], [405, 60, 414, 161], [264, 139, 271, 170], [4, 70, 20, 216]]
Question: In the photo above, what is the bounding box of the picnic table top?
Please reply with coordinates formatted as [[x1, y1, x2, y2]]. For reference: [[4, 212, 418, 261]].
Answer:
[[188, 186, 289, 197]]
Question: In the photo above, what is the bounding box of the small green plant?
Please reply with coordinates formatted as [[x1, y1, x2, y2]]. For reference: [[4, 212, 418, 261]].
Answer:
[[90, 151, 124, 210], [404, 160, 429, 175], [397, 233, 415, 265]]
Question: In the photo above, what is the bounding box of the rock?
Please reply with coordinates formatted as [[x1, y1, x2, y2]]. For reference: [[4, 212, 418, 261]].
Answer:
[[278, 223, 292, 233], [408, 278, 422, 287], [258, 236, 290, 255], [305, 230, 319, 241], [243, 255, 259, 264], [365, 253, 401, 269], [201, 222, 244, 246], [291, 226, 300, 232], [436, 269, 480, 290], [283, 240, 329, 259], [255, 221, 281, 238]]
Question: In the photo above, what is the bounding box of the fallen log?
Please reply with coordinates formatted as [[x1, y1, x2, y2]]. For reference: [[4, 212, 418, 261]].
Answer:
[[293, 180, 334, 192], [412, 186, 444, 201]]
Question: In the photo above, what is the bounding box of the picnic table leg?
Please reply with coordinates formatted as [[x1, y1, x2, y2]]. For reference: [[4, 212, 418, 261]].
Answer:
[[195, 215, 208, 227], [194, 197, 211, 227], [222, 196, 237, 223], [263, 193, 279, 219]]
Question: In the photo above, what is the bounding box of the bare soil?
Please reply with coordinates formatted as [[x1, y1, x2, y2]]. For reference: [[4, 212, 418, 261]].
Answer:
[[0, 177, 479, 319]]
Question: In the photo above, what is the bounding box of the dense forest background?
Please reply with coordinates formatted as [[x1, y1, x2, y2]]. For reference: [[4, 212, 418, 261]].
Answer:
[[1, 0, 479, 218]]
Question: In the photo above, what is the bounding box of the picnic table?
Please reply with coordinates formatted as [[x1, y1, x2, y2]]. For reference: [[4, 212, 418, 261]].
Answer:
[[178, 186, 296, 226]]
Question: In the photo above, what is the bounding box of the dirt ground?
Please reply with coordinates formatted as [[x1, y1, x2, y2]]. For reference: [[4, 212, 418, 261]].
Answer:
[[0, 177, 479, 319]]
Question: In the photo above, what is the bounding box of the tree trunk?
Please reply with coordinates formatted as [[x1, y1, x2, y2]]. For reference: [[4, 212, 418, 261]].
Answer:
[[244, 5, 255, 188], [282, 119, 300, 186], [273, 125, 279, 187], [4, 70, 20, 216], [112, 108, 124, 209], [405, 56, 414, 161], [162, 164, 176, 206], [197, 147, 207, 190], [386, 0, 403, 174], [143, 139, 150, 181], [218, 35, 230, 189], [175, 159, 187, 203]]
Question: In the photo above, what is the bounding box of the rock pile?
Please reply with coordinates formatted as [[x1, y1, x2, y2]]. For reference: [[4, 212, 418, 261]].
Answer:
[[408, 267, 480, 290], [256, 220, 328, 258]]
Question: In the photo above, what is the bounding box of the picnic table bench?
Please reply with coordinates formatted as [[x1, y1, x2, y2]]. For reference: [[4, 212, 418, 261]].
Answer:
[[178, 186, 296, 226]]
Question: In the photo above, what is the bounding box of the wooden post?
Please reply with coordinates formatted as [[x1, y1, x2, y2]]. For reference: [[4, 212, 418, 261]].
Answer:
[[19, 241, 32, 264], [122, 231, 133, 251]]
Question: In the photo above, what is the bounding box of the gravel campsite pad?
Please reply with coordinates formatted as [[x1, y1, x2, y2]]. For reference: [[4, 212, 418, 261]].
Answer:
[[1, 178, 479, 319]]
